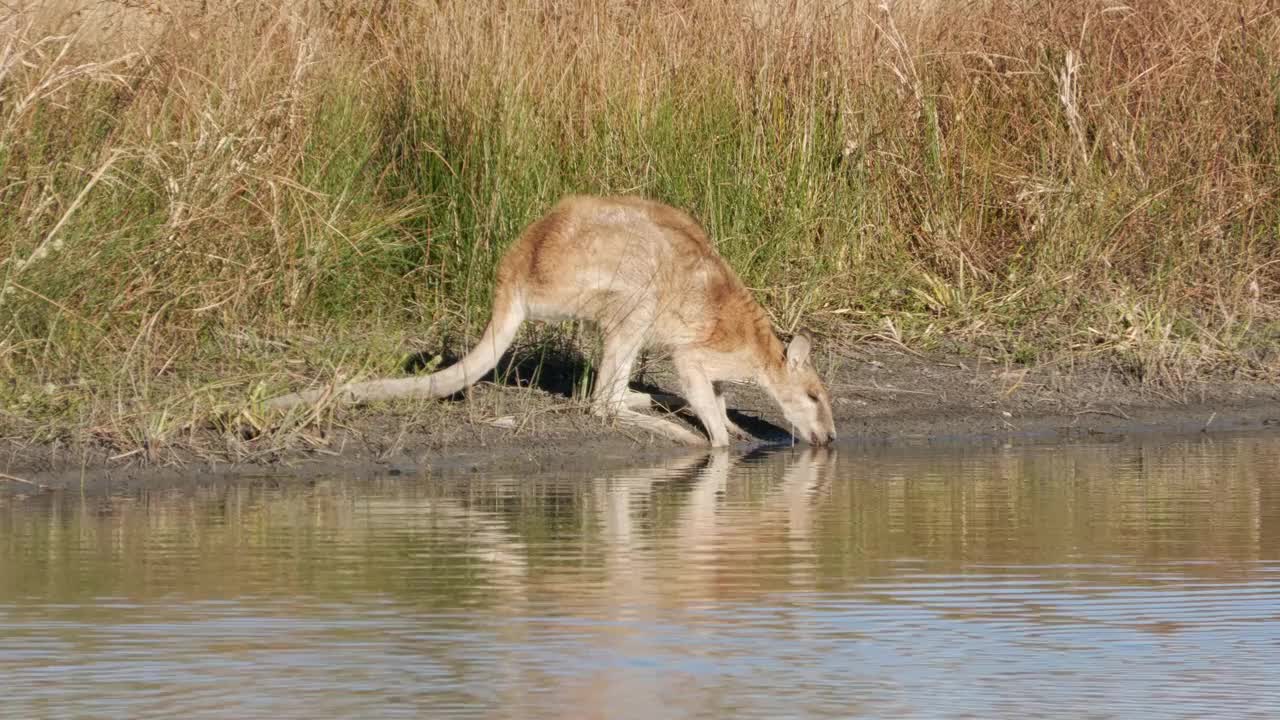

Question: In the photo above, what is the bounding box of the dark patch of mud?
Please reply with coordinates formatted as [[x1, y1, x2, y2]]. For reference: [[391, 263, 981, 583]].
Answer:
[[3, 344, 1278, 495]]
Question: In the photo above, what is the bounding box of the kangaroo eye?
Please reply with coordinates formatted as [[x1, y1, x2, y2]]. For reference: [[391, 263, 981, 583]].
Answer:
[[807, 391, 820, 403]]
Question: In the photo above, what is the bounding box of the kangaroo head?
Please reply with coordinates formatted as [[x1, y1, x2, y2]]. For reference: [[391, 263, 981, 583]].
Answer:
[[769, 335, 837, 445]]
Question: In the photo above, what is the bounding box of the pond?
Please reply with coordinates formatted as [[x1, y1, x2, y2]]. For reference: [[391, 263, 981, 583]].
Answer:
[[3, 432, 1280, 718]]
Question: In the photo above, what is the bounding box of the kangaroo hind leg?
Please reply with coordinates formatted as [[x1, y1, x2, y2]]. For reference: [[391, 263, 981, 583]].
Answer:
[[622, 389, 688, 412], [592, 330, 704, 446]]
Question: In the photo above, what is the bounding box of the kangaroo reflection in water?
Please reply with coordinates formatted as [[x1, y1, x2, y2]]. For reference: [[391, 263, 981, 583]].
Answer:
[[571, 447, 840, 715], [596, 447, 837, 600], [403, 446, 838, 611], [357, 447, 838, 715]]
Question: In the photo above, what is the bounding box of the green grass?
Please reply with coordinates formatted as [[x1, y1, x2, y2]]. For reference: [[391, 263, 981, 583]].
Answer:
[[1, 0, 1278, 459]]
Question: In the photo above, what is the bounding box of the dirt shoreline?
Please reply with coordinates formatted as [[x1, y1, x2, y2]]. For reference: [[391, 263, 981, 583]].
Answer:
[[3, 345, 1277, 493]]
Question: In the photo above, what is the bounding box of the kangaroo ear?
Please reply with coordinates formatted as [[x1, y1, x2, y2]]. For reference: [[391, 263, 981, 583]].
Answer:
[[786, 334, 812, 369]]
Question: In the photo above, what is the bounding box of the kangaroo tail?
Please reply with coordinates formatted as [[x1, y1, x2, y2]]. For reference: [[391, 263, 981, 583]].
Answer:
[[265, 286, 526, 411]]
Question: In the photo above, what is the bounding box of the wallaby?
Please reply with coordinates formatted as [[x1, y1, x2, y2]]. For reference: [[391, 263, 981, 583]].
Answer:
[[266, 195, 837, 447]]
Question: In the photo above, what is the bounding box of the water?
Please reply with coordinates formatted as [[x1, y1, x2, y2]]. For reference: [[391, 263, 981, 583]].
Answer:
[[3, 432, 1280, 719]]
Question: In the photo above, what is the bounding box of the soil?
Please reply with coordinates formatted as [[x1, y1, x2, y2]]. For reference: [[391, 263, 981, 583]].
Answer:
[[2, 342, 1278, 494]]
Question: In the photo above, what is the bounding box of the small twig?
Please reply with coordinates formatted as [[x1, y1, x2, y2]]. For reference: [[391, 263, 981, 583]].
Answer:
[[833, 382, 937, 397], [13, 149, 123, 281], [1073, 407, 1131, 420], [0, 472, 46, 489], [869, 333, 929, 359]]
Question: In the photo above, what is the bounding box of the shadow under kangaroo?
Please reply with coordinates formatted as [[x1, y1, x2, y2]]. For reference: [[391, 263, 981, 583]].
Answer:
[[266, 194, 837, 447], [401, 341, 795, 445]]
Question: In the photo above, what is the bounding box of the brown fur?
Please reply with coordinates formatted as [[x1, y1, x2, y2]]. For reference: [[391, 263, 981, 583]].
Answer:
[[267, 195, 836, 447], [520, 209, 570, 285]]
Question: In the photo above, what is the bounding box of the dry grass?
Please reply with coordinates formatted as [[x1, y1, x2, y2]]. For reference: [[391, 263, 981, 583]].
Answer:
[[1, 0, 1278, 460]]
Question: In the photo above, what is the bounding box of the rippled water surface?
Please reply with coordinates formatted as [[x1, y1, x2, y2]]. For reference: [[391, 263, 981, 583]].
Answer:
[[4, 432, 1280, 718]]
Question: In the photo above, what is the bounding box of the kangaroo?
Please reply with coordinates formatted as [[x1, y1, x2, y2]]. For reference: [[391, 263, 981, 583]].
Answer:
[[266, 195, 837, 447]]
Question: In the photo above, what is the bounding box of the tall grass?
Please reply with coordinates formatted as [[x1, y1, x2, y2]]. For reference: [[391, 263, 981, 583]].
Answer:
[[2, 0, 1278, 453]]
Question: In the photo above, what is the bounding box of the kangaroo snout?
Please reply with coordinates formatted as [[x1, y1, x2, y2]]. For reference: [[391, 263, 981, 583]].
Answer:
[[809, 430, 836, 446]]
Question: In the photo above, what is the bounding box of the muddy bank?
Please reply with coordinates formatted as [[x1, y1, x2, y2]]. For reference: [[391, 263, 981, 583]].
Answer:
[[2, 345, 1278, 493]]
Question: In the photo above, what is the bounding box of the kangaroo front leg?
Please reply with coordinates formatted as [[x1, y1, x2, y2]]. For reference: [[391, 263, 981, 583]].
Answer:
[[714, 382, 753, 440], [676, 358, 731, 447]]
